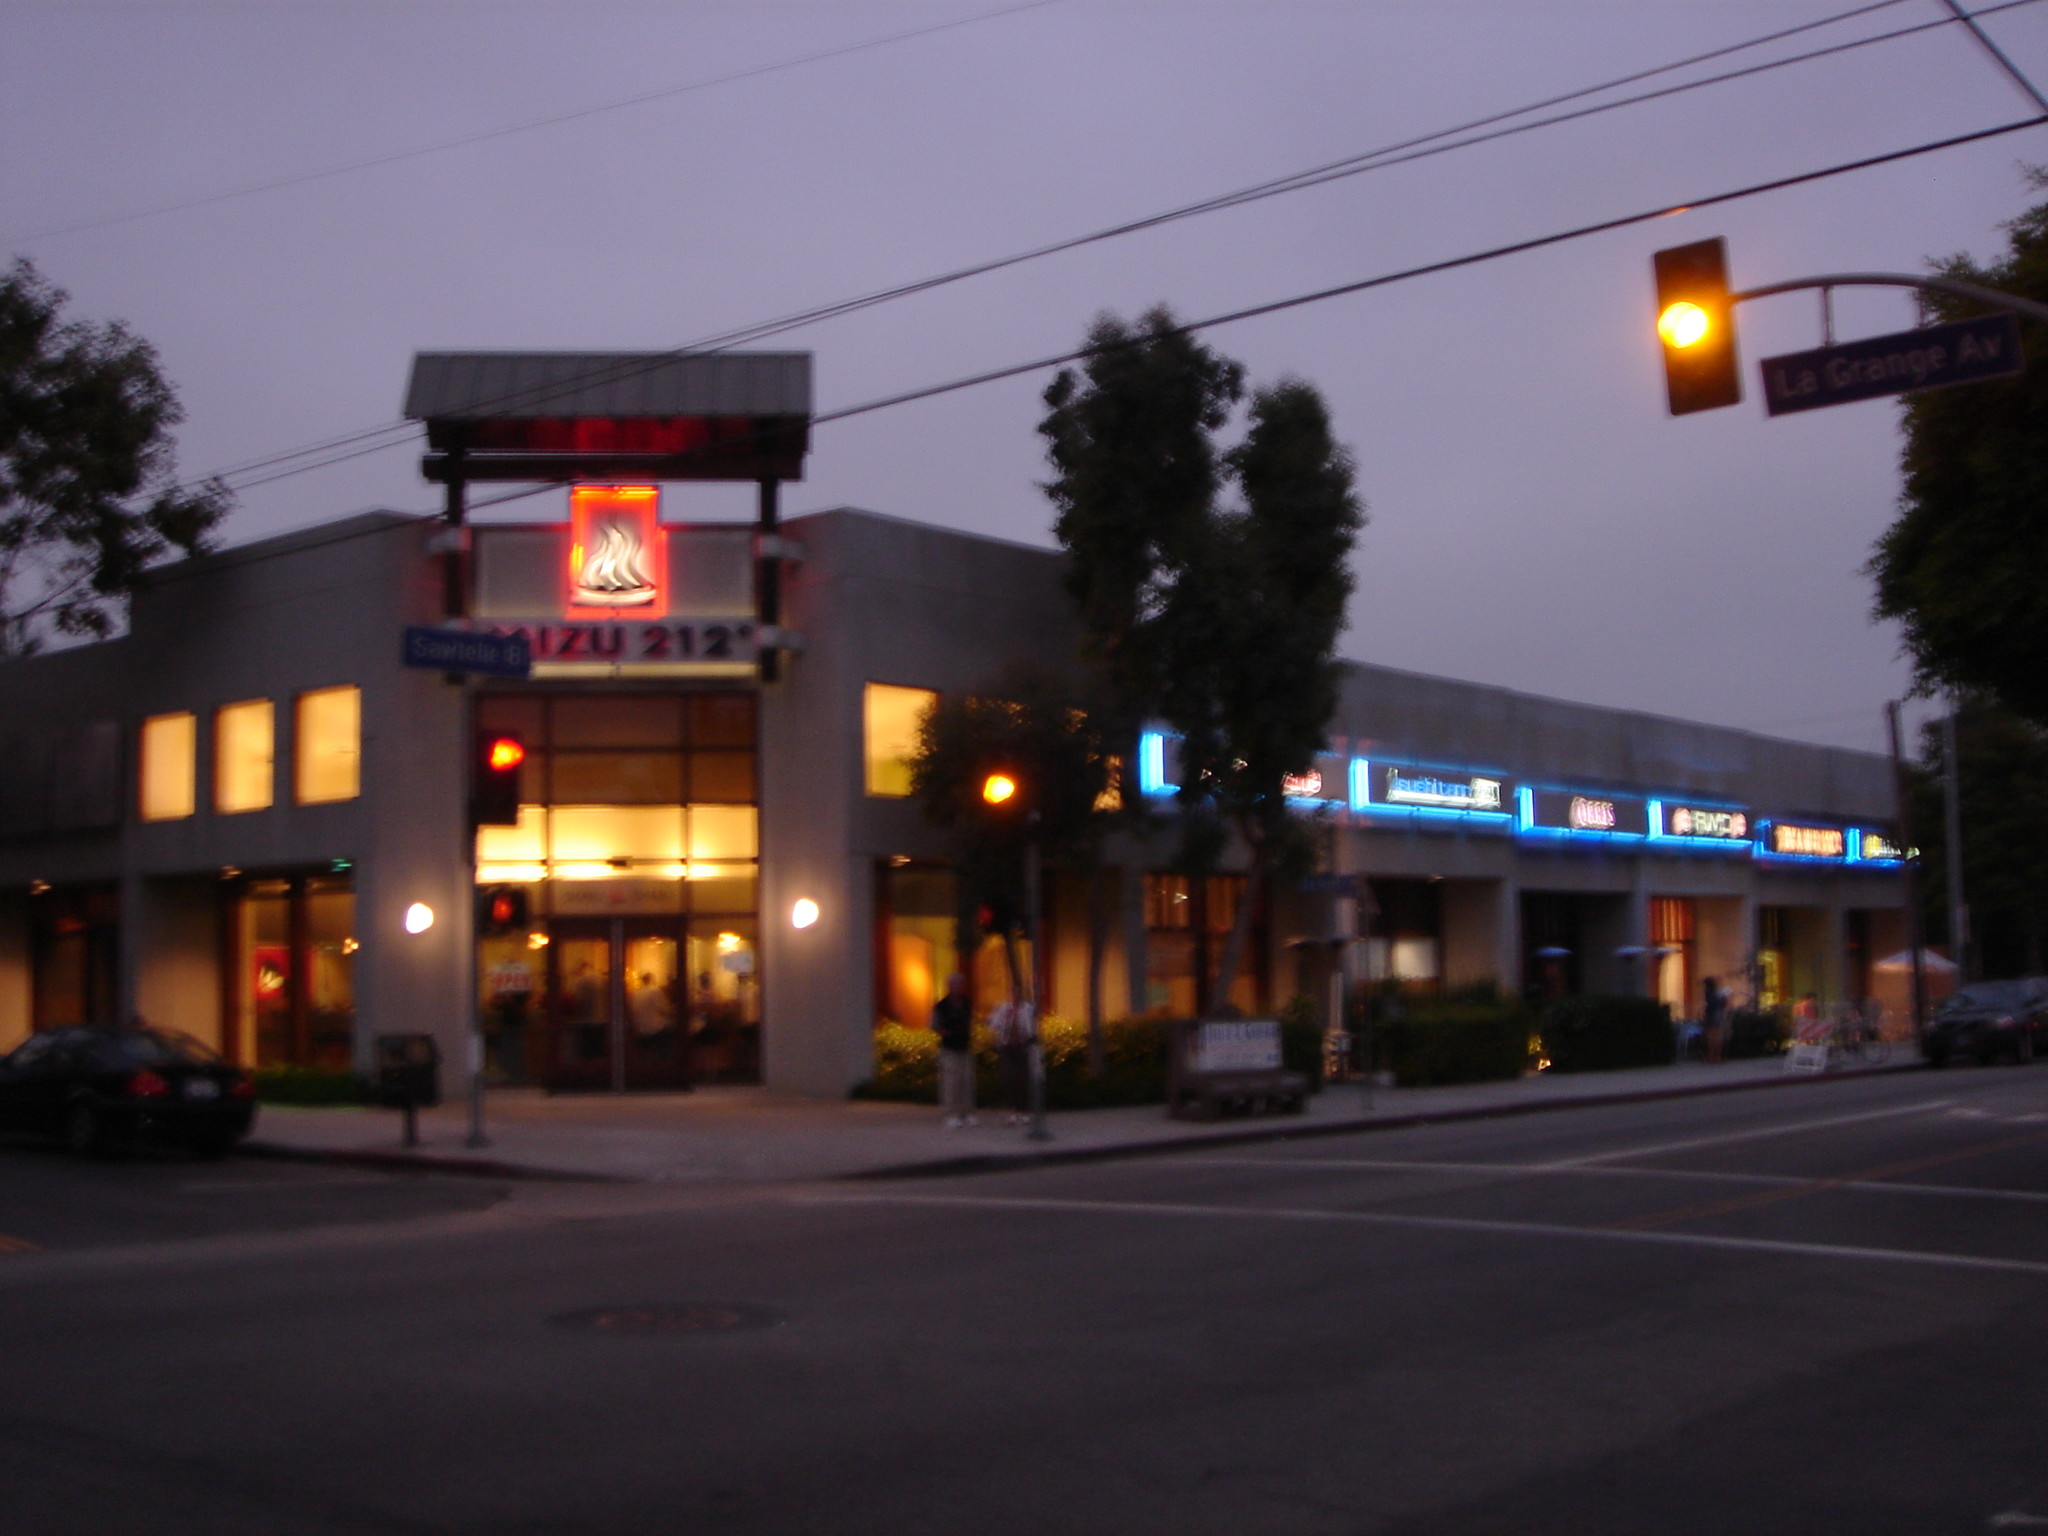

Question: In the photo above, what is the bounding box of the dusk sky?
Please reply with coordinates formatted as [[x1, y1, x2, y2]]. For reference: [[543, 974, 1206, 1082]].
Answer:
[[8, 0, 2048, 756]]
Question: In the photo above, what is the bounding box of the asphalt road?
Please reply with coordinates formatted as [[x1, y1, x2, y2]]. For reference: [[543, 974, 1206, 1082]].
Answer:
[[3, 1065, 2046, 1535]]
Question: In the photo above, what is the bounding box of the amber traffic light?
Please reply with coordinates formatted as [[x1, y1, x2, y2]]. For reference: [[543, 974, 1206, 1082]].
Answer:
[[1652, 237, 1741, 415], [472, 730, 525, 827], [981, 772, 1018, 806]]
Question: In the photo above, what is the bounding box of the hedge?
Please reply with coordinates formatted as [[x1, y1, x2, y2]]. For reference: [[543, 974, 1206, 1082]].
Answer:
[[1726, 1006, 1788, 1059], [1538, 994, 1675, 1073], [1372, 987, 1535, 1087], [251, 1064, 371, 1105]]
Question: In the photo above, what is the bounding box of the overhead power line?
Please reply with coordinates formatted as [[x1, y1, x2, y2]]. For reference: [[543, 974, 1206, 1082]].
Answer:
[[422, 111, 2048, 522], [198, 0, 2010, 498], [4, 0, 1069, 247]]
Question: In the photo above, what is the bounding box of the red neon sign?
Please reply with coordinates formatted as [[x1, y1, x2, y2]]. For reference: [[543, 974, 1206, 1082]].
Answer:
[[566, 485, 664, 620]]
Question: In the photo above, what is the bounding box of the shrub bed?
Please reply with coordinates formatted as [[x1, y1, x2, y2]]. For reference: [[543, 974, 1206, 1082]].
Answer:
[[854, 1014, 1173, 1108], [1539, 994, 1676, 1073], [855, 1003, 1327, 1109], [251, 1065, 370, 1105]]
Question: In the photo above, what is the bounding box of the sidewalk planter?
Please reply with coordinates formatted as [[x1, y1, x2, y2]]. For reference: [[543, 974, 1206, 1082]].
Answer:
[[1375, 989, 1535, 1087], [1540, 995, 1677, 1073]]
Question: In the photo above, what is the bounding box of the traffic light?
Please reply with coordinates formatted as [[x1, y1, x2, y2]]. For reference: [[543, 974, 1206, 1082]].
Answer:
[[472, 729, 525, 827], [476, 884, 529, 935], [1652, 237, 1742, 415]]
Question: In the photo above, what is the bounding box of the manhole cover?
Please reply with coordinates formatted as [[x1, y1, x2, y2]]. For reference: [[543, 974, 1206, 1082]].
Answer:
[[548, 1304, 782, 1336]]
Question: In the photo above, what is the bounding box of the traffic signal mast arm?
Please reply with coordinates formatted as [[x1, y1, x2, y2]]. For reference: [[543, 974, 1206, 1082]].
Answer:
[[1728, 271, 2048, 328]]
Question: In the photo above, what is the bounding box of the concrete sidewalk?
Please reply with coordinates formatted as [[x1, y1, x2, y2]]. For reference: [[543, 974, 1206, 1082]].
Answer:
[[243, 1050, 1919, 1185]]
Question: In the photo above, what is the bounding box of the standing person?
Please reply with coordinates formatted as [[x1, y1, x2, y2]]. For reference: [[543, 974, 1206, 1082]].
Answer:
[[990, 993, 1037, 1127], [931, 973, 976, 1130], [1702, 975, 1728, 1064]]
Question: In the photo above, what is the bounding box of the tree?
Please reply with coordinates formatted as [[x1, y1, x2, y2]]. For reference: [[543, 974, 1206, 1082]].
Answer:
[[1039, 307, 1244, 1052], [1906, 697, 2048, 976], [908, 667, 1115, 1010], [1869, 178, 2048, 725], [0, 259, 227, 659], [1041, 307, 1364, 1015]]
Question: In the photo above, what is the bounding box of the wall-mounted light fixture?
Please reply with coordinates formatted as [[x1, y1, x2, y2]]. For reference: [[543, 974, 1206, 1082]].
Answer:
[[404, 902, 436, 935], [790, 898, 820, 930]]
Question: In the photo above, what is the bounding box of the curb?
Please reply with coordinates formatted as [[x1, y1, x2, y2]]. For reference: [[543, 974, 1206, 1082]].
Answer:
[[235, 1058, 1923, 1185], [237, 1140, 628, 1184]]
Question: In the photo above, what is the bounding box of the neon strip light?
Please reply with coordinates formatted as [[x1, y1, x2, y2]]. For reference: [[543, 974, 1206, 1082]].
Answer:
[[1137, 730, 1174, 797]]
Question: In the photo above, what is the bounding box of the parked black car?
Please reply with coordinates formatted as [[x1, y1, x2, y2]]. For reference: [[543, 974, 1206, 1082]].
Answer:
[[0, 1025, 257, 1156], [1922, 978, 2048, 1067]]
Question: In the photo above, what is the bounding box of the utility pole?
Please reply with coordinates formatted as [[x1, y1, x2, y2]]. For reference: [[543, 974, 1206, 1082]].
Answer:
[[1886, 701, 1928, 1037], [1941, 704, 1970, 982]]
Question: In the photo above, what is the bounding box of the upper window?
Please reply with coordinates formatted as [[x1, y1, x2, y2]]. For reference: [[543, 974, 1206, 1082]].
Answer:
[[214, 700, 274, 814], [864, 683, 936, 798], [138, 712, 196, 821], [294, 686, 361, 805]]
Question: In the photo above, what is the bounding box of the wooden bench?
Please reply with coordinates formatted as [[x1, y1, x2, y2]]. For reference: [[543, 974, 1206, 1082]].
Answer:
[[1167, 1018, 1309, 1120]]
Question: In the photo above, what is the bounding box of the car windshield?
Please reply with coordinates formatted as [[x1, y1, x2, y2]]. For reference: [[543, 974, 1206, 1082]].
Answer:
[[89, 1028, 225, 1069], [1945, 981, 2031, 1012]]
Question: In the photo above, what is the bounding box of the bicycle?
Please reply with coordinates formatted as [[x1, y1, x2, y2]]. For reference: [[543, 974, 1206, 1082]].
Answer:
[[1828, 1007, 1890, 1068]]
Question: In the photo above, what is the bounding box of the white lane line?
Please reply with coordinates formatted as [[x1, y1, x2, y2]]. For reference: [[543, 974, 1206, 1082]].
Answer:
[[1538, 1099, 1955, 1168], [1180, 1155, 2048, 1206], [811, 1189, 2048, 1279]]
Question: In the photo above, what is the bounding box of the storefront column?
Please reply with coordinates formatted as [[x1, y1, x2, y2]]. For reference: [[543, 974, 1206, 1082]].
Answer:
[[1122, 858, 1148, 1015], [1441, 879, 1516, 992]]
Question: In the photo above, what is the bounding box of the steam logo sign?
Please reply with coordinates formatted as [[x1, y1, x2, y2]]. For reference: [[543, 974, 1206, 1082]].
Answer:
[[567, 485, 664, 618]]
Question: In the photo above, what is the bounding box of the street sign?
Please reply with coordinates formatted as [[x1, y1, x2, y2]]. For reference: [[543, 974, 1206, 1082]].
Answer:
[[402, 626, 532, 678], [1760, 312, 2023, 416]]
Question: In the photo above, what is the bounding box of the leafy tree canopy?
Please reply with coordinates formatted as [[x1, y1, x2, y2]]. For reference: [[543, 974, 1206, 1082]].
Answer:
[[1040, 307, 1364, 1008], [1870, 176, 2048, 724], [0, 258, 227, 658]]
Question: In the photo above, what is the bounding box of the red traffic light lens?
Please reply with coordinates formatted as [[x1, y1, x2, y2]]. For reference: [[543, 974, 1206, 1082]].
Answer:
[[487, 737, 525, 772]]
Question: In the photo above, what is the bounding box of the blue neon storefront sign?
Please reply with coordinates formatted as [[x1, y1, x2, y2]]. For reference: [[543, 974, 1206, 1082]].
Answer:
[[1352, 761, 1516, 823]]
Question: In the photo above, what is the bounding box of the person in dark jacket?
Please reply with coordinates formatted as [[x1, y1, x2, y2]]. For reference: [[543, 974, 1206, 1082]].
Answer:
[[931, 973, 976, 1128]]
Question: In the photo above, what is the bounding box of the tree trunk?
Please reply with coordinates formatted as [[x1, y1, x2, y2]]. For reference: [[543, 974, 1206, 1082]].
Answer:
[[1085, 860, 1108, 1078], [1207, 838, 1265, 1015]]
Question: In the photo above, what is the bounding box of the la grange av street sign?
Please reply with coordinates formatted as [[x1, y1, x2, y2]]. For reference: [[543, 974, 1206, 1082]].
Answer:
[[1760, 312, 2023, 417]]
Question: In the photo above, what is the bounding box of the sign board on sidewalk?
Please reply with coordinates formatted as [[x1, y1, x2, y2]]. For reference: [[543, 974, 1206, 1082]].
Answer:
[[1190, 1019, 1284, 1074], [402, 626, 532, 678], [1761, 312, 2023, 417]]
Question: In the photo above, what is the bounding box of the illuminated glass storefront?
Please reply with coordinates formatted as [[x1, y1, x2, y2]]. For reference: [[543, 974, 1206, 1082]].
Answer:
[[473, 690, 760, 1088], [227, 872, 357, 1069]]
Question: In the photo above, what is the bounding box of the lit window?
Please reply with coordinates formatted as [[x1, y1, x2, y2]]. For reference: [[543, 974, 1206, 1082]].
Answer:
[[214, 699, 275, 814], [139, 712, 196, 821], [864, 683, 936, 797], [294, 686, 360, 805]]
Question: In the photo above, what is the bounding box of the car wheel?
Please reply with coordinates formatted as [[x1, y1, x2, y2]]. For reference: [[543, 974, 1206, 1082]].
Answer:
[[62, 1100, 103, 1158]]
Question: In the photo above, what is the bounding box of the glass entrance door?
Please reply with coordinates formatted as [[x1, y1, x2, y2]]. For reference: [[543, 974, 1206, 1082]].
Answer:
[[543, 919, 688, 1092]]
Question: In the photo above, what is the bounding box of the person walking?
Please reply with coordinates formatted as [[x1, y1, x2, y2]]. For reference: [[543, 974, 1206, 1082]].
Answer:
[[1701, 975, 1728, 1064], [931, 973, 976, 1129]]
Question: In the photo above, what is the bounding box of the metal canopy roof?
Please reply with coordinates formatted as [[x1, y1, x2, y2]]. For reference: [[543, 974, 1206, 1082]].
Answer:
[[404, 351, 812, 483]]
